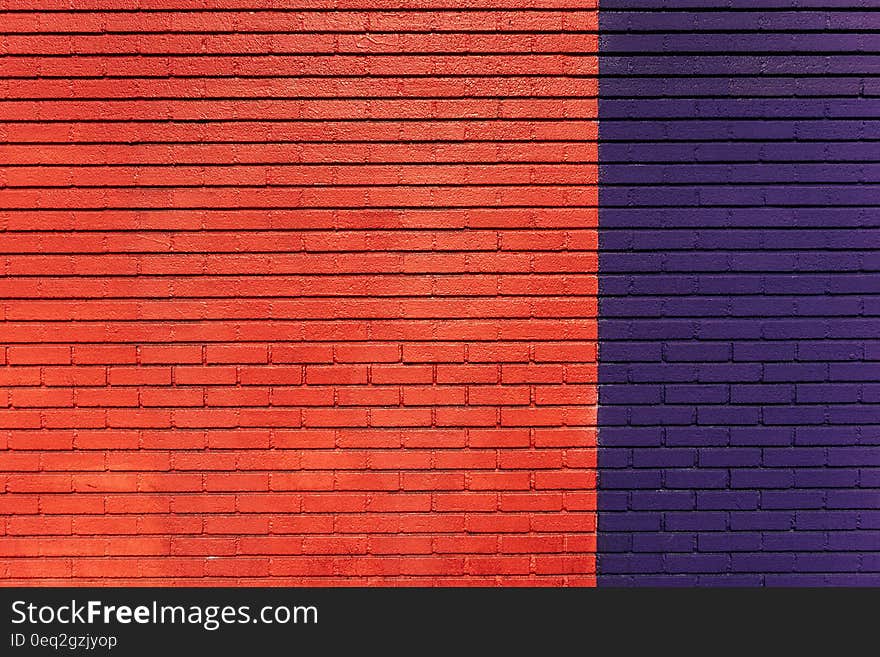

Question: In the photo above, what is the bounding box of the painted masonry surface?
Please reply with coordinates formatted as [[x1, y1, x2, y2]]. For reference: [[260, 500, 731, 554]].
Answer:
[[1, 0, 878, 586]]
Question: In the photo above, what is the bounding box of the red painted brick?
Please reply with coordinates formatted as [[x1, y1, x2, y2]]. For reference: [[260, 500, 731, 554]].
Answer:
[[8, 346, 71, 365], [1, 3, 597, 587]]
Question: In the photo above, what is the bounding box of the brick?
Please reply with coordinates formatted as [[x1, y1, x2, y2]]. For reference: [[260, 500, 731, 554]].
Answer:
[[335, 344, 400, 363], [1, 3, 599, 587], [77, 388, 139, 407], [8, 475, 72, 493], [8, 346, 71, 365], [107, 409, 171, 429], [42, 452, 105, 472], [469, 429, 530, 448], [206, 345, 268, 364], [56, 350, 130, 373], [272, 345, 334, 364], [468, 386, 529, 406], [337, 386, 398, 406], [239, 367, 302, 385], [434, 536, 499, 554], [434, 494, 497, 512], [467, 556, 531, 576], [468, 472, 531, 491], [205, 387, 269, 407], [436, 407, 497, 427], [205, 473, 268, 492], [8, 431, 74, 451], [74, 430, 139, 450], [171, 495, 235, 514], [72, 474, 138, 493], [174, 366, 237, 385], [402, 343, 466, 363], [371, 365, 433, 385], [105, 495, 170, 514], [597, 6, 880, 585], [370, 408, 432, 427], [306, 365, 368, 385], [109, 367, 172, 386], [0, 368, 41, 386], [142, 388, 202, 409], [139, 345, 203, 365], [436, 365, 498, 384], [43, 367, 106, 387], [403, 473, 465, 491]]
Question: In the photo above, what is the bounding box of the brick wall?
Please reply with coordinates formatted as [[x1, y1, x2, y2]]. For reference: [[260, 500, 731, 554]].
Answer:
[[0, 1, 598, 585], [598, 1, 880, 585], [8, 0, 872, 590]]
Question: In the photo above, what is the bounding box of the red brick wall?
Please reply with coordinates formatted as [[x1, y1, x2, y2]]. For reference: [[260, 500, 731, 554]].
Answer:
[[0, 0, 598, 586]]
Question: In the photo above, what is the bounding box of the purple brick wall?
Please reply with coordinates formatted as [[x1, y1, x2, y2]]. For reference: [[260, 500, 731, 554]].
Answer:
[[598, 1, 880, 586]]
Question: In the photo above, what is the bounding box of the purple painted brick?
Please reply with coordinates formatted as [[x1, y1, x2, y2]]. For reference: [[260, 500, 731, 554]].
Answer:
[[632, 533, 696, 553], [763, 363, 828, 383], [665, 427, 729, 447], [825, 574, 880, 586], [630, 406, 697, 426], [794, 469, 860, 488], [794, 426, 858, 446], [861, 385, 880, 402], [600, 512, 663, 532], [827, 532, 880, 551], [729, 427, 792, 446], [598, 533, 633, 553], [698, 533, 763, 553], [665, 511, 728, 532], [730, 384, 794, 404], [601, 449, 631, 469], [730, 468, 794, 490], [600, 426, 663, 447], [631, 448, 697, 468], [598, 3, 880, 586], [696, 491, 760, 511], [697, 574, 764, 586], [731, 553, 796, 573], [857, 469, 880, 487], [733, 343, 797, 361], [762, 407, 826, 425], [858, 554, 880, 571], [698, 407, 762, 426], [664, 554, 731, 574], [600, 407, 630, 427], [664, 343, 732, 362], [762, 447, 827, 468], [631, 491, 696, 511], [827, 406, 880, 424], [730, 511, 795, 531], [760, 490, 825, 510], [796, 384, 860, 403], [764, 574, 829, 586], [598, 491, 630, 512], [666, 385, 728, 404], [796, 511, 859, 530], [601, 470, 663, 490], [763, 532, 827, 552], [796, 553, 862, 573], [699, 448, 762, 468], [600, 344, 663, 362], [695, 364, 762, 383], [601, 554, 665, 575], [665, 469, 729, 489], [798, 342, 864, 362]]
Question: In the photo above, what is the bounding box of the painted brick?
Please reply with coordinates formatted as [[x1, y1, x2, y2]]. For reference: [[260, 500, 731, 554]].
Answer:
[[598, 1, 880, 586], [1, 1, 597, 586]]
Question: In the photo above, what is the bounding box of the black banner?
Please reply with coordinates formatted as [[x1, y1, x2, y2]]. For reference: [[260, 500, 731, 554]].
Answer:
[[0, 587, 868, 655]]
